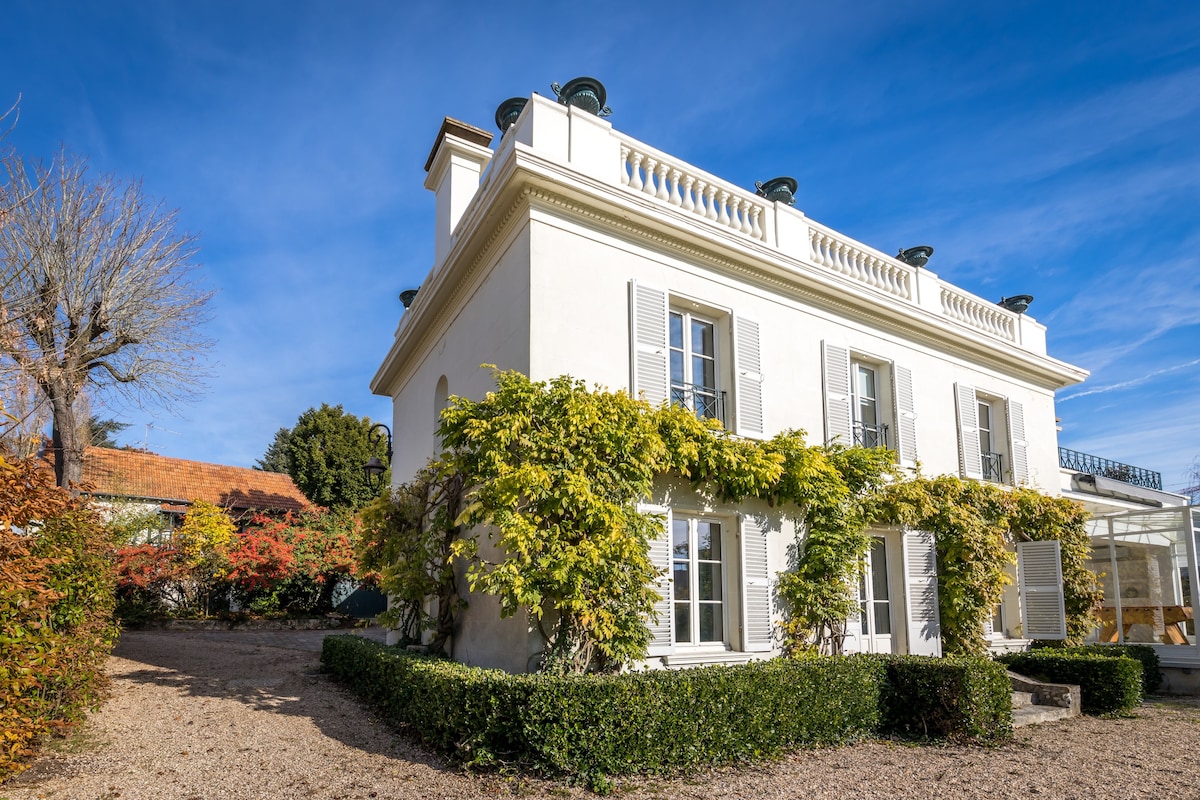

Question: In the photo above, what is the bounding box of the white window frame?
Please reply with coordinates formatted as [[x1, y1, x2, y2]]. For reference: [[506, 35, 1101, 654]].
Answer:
[[669, 308, 722, 423], [671, 513, 730, 648], [851, 359, 888, 450], [632, 281, 763, 438], [977, 396, 1003, 482], [956, 384, 1026, 485], [858, 535, 895, 651]]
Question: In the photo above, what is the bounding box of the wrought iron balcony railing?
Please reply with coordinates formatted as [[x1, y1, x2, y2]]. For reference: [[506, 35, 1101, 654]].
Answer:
[[853, 422, 889, 449], [981, 451, 1004, 482], [1058, 447, 1162, 490], [671, 383, 727, 427]]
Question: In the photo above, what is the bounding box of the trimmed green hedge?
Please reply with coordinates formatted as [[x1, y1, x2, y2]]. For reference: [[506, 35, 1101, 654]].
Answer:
[[322, 637, 1012, 778], [998, 650, 1142, 714], [1075, 645, 1161, 694], [871, 654, 1012, 742]]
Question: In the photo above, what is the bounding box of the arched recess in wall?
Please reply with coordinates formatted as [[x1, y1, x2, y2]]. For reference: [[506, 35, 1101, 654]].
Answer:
[[434, 375, 449, 426]]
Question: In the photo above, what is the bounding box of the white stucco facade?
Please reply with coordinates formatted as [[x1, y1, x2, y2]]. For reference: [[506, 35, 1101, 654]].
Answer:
[[372, 97, 1094, 672]]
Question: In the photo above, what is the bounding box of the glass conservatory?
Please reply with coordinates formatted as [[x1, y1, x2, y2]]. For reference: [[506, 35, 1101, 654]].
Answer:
[[1086, 506, 1200, 665]]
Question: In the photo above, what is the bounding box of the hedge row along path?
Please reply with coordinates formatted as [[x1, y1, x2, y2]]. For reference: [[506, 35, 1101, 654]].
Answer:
[[5, 629, 1200, 800]]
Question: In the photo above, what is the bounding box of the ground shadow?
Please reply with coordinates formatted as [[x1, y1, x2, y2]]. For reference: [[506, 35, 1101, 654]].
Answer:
[[108, 628, 453, 773]]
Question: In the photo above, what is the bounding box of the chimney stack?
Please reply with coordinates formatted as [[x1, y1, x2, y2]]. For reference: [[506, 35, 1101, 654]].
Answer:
[[423, 117, 494, 267]]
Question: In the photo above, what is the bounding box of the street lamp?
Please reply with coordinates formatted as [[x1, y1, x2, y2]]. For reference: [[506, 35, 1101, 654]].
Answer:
[[362, 423, 393, 490]]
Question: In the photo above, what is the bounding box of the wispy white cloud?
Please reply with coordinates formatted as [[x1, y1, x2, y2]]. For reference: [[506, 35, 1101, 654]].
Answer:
[[1059, 358, 1200, 402]]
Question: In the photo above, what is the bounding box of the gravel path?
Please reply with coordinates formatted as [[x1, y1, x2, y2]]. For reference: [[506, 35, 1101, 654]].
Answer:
[[5, 629, 1200, 800]]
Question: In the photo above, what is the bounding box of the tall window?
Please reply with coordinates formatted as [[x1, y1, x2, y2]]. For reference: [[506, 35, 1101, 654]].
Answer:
[[672, 516, 725, 645], [852, 363, 888, 448], [670, 311, 721, 422], [978, 400, 1002, 481], [857, 537, 893, 652]]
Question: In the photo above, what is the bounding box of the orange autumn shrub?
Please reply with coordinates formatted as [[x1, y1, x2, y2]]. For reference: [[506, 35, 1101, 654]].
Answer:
[[0, 455, 118, 781]]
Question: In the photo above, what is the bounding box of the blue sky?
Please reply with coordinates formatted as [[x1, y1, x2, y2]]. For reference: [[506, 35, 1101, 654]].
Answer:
[[2, 1, 1197, 493]]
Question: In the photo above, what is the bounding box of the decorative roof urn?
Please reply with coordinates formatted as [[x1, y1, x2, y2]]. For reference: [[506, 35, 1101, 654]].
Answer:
[[551, 77, 612, 117], [494, 97, 528, 133], [896, 246, 934, 268], [754, 176, 798, 206], [998, 294, 1033, 314]]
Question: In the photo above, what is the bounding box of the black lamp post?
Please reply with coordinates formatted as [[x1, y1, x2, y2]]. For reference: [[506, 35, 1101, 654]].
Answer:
[[362, 422, 393, 490]]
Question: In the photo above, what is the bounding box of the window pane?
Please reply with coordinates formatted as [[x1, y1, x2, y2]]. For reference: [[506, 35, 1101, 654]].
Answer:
[[870, 539, 889, 600], [873, 602, 892, 635], [699, 603, 723, 642], [977, 402, 991, 430], [692, 319, 714, 356], [670, 313, 683, 349], [856, 366, 876, 400], [697, 522, 721, 560], [693, 355, 716, 389], [673, 563, 690, 601], [675, 603, 691, 643], [670, 351, 685, 384], [698, 563, 722, 601], [858, 397, 878, 426], [672, 519, 689, 558]]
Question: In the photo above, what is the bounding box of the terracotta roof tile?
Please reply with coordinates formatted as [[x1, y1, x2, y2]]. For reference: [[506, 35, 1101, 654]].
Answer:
[[60, 447, 312, 514]]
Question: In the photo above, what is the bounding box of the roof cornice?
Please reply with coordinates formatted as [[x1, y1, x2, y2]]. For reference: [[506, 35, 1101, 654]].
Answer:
[[372, 137, 1087, 396]]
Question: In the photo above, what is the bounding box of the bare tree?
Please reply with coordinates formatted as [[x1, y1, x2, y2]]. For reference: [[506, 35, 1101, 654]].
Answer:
[[1185, 456, 1200, 505], [0, 149, 212, 489], [0, 367, 50, 459]]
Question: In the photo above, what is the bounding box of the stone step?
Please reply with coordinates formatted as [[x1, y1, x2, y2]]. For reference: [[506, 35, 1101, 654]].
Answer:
[[1013, 703, 1076, 727], [1008, 671, 1082, 728]]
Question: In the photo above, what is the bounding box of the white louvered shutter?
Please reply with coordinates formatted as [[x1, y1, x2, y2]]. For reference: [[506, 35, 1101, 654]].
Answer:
[[1007, 399, 1029, 485], [630, 281, 669, 407], [954, 383, 983, 479], [640, 503, 675, 656], [892, 364, 917, 467], [733, 316, 764, 438], [740, 515, 773, 652], [1018, 540, 1066, 640], [903, 530, 942, 657], [822, 342, 853, 445]]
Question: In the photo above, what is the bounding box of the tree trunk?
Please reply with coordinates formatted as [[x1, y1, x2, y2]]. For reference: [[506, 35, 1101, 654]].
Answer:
[[48, 387, 84, 493]]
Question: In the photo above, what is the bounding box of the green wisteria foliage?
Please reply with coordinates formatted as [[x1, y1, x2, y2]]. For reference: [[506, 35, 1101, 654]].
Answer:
[[358, 461, 468, 654], [363, 369, 1097, 672], [874, 477, 1101, 655]]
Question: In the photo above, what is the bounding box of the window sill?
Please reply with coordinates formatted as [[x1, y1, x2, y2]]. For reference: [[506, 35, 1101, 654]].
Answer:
[[986, 637, 1032, 654], [663, 649, 764, 668]]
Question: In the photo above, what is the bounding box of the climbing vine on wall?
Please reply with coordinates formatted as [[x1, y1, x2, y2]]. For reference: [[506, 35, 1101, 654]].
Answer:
[[874, 476, 1100, 655], [363, 369, 1096, 670], [358, 461, 468, 654]]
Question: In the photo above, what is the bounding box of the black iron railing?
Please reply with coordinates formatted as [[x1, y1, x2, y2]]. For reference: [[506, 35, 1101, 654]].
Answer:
[[981, 451, 1004, 482], [853, 422, 889, 449], [671, 383, 727, 427], [1058, 447, 1162, 490]]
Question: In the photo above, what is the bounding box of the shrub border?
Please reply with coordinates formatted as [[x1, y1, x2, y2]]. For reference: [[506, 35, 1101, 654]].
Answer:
[[998, 650, 1142, 714], [322, 636, 1011, 779]]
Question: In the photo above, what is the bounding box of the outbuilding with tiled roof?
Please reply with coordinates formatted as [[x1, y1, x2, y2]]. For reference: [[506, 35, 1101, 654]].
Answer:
[[46, 446, 312, 524]]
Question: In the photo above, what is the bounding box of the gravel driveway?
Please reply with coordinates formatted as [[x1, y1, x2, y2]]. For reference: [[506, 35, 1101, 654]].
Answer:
[[5, 629, 1200, 800]]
